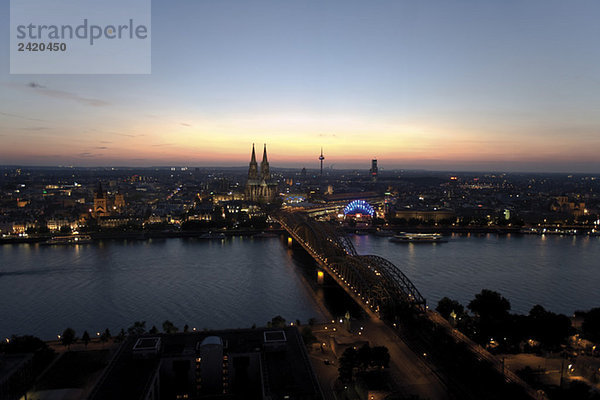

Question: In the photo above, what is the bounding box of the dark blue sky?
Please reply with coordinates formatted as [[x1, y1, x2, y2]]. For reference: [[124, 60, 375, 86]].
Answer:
[[2, 0, 600, 172]]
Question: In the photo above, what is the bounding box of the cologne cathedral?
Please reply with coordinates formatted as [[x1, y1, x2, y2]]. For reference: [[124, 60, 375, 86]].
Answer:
[[245, 144, 277, 203]]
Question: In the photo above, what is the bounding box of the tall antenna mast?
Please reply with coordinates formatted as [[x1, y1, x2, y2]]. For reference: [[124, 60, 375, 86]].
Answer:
[[319, 147, 325, 176]]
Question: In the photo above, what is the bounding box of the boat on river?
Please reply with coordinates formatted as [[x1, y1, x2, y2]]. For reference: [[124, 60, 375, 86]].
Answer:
[[390, 233, 447, 243], [42, 235, 93, 245], [198, 232, 226, 239]]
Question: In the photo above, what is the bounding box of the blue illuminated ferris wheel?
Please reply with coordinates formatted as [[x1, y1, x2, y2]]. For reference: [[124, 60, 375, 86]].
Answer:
[[344, 200, 375, 217]]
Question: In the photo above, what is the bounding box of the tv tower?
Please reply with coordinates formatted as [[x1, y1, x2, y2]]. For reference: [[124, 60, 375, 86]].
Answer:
[[319, 147, 325, 176]]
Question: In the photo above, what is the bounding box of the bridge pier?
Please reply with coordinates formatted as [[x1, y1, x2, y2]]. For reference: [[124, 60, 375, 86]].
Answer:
[[317, 269, 324, 285]]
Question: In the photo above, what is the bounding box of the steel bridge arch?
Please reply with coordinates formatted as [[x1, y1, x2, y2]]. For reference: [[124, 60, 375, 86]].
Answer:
[[276, 211, 426, 317], [358, 255, 426, 310], [282, 212, 356, 257]]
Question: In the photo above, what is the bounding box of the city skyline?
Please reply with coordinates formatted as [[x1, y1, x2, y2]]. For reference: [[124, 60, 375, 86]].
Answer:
[[2, 0, 600, 173]]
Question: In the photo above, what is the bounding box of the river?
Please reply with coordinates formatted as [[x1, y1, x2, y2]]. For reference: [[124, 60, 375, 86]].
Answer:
[[1, 233, 598, 339]]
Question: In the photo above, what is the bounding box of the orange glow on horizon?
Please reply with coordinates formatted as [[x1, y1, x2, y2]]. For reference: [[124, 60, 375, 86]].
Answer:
[[3, 111, 599, 169]]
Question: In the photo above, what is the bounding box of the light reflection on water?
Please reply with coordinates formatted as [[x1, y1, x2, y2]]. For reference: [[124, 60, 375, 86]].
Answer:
[[1, 233, 599, 339], [0, 237, 327, 339], [350, 233, 600, 316]]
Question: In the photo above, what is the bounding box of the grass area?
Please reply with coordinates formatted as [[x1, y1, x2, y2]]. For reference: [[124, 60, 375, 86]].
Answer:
[[36, 350, 111, 390]]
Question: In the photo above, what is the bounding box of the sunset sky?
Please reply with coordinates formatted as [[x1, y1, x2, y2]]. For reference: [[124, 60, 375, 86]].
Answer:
[[2, 0, 600, 172]]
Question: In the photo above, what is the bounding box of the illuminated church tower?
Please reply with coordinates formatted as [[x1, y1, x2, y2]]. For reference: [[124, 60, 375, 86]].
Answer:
[[93, 182, 109, 217], [248, 144, 258, 181], [260, 144, 271, 181], [245, 144, 277, 203]]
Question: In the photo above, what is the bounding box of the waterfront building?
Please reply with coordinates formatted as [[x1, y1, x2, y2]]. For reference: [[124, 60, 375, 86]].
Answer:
[[114, 192, 126, 212], [392, 209, 455, 223], [245, 144, 278, 203], [550, 196, 587, 217], [93, 183, 110, 218]]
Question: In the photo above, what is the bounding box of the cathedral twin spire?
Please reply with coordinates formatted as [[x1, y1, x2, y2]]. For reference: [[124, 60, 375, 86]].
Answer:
[[248, 143, 270, 181]]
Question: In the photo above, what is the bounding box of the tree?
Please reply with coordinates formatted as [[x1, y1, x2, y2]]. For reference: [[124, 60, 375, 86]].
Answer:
[[301, 326, 317, 345], [467, 290, 511, 344], [162, 320, 179, 334], [370, 346, 390, 369], [127, 321, 146, 336], [61, 328, 76, 350], [582, 308, 600, 342], [149, 325, 159, 334], [527, 305, 572, 348], [100, 328, 111, 345], [270, 315, 286, 328], [82, 331, 91, 348], [468, 289, 511, 319], [115, 328, 126, 343], [357, 344, 372, 370], [183, 324, 189, 333], [1, 336, 55, 376], [436, 297, 465, 320], [338, 347, 358, 382], [2, 335, 46, 354], [581, 307, 600, 342]]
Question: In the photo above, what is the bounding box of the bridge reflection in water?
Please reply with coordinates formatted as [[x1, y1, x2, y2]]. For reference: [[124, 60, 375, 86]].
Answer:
[[276, 211, 426, 321]]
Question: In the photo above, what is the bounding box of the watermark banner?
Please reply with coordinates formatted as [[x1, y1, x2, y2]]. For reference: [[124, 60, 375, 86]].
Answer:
[[10, 0, 151, 74]]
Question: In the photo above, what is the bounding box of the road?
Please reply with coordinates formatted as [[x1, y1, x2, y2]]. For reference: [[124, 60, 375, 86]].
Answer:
[[362, 318, 450, 400], [309, 319, 450, 400]]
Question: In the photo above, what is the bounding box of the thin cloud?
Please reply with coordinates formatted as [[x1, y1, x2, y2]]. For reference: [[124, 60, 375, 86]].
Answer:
[[109, 132, 146, 138], [78, 152, 96, 158], [94, 146, 108, 150], [10, 82, 110, 107], [20, 126, 49, 131], [180, 123, 191, 127], [0, 111, 45, 122]]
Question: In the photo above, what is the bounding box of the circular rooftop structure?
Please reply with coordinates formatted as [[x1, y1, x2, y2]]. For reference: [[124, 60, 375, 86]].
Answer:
[[344, 200, 375, 217]]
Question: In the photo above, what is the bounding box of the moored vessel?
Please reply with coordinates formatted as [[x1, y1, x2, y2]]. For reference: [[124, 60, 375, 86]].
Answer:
[[42, 234, 93, 245], [198, 232, 226, 239], [390, 233, 447, 243]]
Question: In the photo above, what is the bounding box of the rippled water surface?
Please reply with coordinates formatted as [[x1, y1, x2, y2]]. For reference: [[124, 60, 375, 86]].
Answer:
[[351, 233, 600, 315], [1, 233, 599, 339], [0, 237, 327, 339]]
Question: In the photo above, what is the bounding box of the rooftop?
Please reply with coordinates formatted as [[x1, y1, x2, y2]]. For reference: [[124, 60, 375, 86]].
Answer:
[[89, 327, 322, 400]]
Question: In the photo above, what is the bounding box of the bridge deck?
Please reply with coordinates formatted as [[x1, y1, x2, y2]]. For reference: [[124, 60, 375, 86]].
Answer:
[[276, 212, 426, 321]]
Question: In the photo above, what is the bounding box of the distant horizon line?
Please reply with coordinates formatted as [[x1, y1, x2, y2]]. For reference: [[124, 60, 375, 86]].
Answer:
[[0, 164, 598, 176]]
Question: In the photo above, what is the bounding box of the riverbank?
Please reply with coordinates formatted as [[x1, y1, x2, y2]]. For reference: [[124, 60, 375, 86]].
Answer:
[[0, 228, 286, 245]]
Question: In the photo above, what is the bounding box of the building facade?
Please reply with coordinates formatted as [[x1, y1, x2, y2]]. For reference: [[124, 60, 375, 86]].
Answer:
[[245, 144, 277, 203], [93, 183, 109, 218]]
